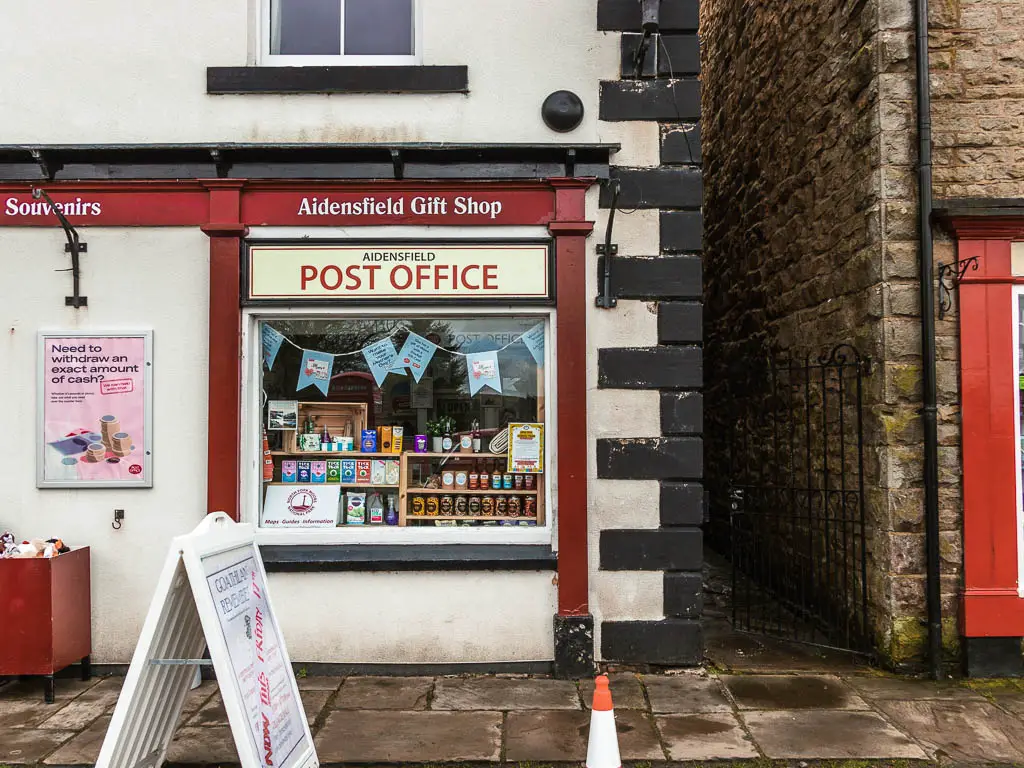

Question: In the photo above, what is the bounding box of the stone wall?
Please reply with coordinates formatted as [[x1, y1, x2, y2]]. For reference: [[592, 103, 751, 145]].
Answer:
[[701, 0, 962, 668], [930, 0, 1024, 198]]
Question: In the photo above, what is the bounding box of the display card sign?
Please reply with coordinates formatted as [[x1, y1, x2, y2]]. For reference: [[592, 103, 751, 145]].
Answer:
[[247, 244, 551, 301], [508, 423, 544, 473], [261, 485, 342, 528], [38, 331, 153, 488], [96, 513, 318, 768]]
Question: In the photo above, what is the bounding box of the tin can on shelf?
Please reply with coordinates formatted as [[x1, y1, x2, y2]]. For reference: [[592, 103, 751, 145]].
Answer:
[[468, 496, 482, 516], [508, 496, 522, 517], [440, 495, 454, 515], [411, 496, 426, 516], [414, 434, 428, 452], [524, 497, 537, 517], [481, 496, 495, 516], [524, 474, 536, 490], [426, 496, 440, 516], [455, 496, 469, 516], [495, 496, 509, 516], [514, 473, 524, 490]]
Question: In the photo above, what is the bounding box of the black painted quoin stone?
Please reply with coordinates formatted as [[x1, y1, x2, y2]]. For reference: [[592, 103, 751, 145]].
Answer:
[[596, 0, 703, 668]]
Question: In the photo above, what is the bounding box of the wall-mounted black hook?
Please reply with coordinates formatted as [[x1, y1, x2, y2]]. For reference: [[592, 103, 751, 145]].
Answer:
[[112, 509, 124, 530]]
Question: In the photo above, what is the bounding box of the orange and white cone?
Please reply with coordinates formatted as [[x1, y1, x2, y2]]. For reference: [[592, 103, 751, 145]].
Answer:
[[586, 675, 621, 768]]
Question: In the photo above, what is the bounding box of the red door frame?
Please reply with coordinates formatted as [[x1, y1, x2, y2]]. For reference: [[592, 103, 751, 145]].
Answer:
[[1, 178, 594, 618], [946, 217, 1024, 636]]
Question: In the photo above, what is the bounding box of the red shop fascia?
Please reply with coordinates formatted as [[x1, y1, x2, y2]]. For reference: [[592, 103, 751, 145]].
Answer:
[[941, 208, 1024, 673], [1, 178, 595, 620]]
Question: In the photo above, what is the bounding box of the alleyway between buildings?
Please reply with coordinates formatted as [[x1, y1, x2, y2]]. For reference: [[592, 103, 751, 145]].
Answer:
[[2, 669, 1023, 766]]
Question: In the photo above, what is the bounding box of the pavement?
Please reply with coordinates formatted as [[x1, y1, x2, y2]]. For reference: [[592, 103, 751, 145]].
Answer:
[[2, 670, 1024, 766]]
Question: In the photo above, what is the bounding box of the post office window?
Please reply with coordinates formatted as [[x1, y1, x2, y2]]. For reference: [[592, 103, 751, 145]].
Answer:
[[266, 0, 418, 64], [253, 314, 551, 538]]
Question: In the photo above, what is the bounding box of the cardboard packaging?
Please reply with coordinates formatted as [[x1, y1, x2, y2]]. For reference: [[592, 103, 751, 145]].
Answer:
[[311, 461, 327, 483], [341, 459, 356, 484], [392, 427, 404, 453], [296, 461, 312, 483], [281, 460, 297, 483], [355, 459, 371, 484], [326, 459, 341, 483], [371, 460, 386, 485]]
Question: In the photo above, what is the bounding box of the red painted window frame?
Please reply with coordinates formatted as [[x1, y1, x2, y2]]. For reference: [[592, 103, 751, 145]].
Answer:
[[0, 178, 594, 618], [947, 218, 1024, 636]]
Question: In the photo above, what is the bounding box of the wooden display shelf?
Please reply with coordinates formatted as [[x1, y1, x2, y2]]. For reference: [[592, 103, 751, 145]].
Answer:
[[269, 451, 399, 458], [407, 488, 538, 495], [264, 482, 399, 488], [407, 516, 539, 521], [405, 452, 507, 459]]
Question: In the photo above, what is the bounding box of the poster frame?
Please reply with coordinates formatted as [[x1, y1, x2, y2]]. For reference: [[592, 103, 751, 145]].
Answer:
[[37, 329, 154, 489]]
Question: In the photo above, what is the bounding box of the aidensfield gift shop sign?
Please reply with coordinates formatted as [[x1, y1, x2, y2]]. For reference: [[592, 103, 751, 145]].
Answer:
[[247, 244, 550, 301]]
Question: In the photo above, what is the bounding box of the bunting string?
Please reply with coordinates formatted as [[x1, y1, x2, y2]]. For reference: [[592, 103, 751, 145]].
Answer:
[[270, 325, 538, 360]]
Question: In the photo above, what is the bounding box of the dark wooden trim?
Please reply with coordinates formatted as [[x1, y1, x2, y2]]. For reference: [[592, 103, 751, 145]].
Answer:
[[207, 66, 469, 94], [260, 544, 557, 572]]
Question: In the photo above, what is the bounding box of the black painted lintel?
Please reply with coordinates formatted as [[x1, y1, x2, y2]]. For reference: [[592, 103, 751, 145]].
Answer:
[[207, 65, 469, 94], [260, 543, 557, 572]]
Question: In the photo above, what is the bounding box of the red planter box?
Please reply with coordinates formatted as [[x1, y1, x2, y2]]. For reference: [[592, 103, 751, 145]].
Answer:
[[0, 547, 92, 701]]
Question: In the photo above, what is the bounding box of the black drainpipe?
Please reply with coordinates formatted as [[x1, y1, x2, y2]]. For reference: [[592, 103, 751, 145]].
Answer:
[[914, 0, 942, 680]]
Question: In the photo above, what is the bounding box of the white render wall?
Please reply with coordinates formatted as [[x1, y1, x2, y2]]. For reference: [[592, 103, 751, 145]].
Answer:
[[0, 228, 210, 662], [0, 0, 646, 151]]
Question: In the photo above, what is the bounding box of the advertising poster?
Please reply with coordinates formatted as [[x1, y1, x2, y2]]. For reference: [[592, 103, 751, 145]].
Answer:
[[203, 546, 309, 768], [38, 331, 153, 488], [508, 423, 544, 473]]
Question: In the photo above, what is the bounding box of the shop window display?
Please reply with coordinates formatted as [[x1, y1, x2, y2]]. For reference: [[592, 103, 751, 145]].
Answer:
[[258, 315, 548, 530]]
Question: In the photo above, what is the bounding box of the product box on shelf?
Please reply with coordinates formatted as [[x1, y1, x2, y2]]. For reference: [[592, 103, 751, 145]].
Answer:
[[296, 461, 312, 483], [311, 461, 327, 483], [371, 460, 386, 485], [355, 460, 371, 484], [281, 460, 297, 483], [326, 459, 341, 483], [341, 459, 356, 483], [361, 430, 377, 452]]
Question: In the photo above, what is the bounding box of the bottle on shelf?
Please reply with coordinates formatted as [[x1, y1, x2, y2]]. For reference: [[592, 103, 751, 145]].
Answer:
[[479, 462, 489, 490], [385, 497, 398, 526], [469, 462, 480, 490], [490, 461, 501, 490]]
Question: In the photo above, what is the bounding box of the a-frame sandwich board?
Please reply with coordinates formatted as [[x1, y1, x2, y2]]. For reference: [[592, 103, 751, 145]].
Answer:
[[96, 512, 318, 768]]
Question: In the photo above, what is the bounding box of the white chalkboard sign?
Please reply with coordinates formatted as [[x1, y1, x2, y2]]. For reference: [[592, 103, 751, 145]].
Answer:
[[96, 513, 318, 768]]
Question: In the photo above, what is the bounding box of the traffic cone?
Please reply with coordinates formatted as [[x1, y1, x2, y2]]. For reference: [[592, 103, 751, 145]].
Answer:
[[586, 675, 621, 768]]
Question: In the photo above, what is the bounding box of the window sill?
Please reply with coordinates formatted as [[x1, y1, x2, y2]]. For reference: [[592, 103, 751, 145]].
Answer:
[[259, 543, 556, 572], [207, 66, 468, 94]]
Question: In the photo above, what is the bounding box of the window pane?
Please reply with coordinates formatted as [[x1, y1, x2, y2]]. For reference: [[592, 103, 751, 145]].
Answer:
[[271, 0, 341, 55], [259, 316, 547, 531], [344, 0, 414, 55]]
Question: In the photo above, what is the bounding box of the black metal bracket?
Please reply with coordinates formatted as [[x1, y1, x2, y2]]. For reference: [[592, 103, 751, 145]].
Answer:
[[595, 179, 620, 309], [208, 148, 230, 178], [565, 148, 576, 178], [937, 255, 979, 320], [32, 188, 88, 308], [390, 149, 404, 181]]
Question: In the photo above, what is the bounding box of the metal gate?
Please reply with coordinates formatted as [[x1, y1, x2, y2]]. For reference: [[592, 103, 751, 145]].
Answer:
[[715, 344, 873, 656]]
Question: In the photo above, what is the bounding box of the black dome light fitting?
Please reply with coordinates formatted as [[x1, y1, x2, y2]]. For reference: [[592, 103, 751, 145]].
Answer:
[[541, 90, 585, 133]]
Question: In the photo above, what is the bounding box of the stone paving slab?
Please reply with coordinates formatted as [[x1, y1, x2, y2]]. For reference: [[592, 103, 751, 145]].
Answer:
[[36, 685, 120, 731], [300, 689, 332, 725], [186, 693, 228, 727], [44, 714, 111, 766], [315, 710, 502, 762], [0, 697, 73, 729], [843, 674, 988, 701], [743, 709, 928, 760], [505, 709, 663, 761], [0, 677, 101, 703], [180, 680, 219, 717], [433, 676, 580, 710], [644, 673, 733, 713], [657, 713, 759, 760], [874, 698, 1024, 764], [1, 726, 76, 765], [334, 676, 432, 710], [167, 725, 240, 765], [580, 673, 646, 709], [296, 675, 344, 691], [722, 673, 869, 710]]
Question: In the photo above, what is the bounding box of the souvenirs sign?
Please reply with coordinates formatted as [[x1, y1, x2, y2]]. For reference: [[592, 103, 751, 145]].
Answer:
[[38, 331, 153, 488], [246, 244, 551, 301], [96, 513, 318, 768]]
